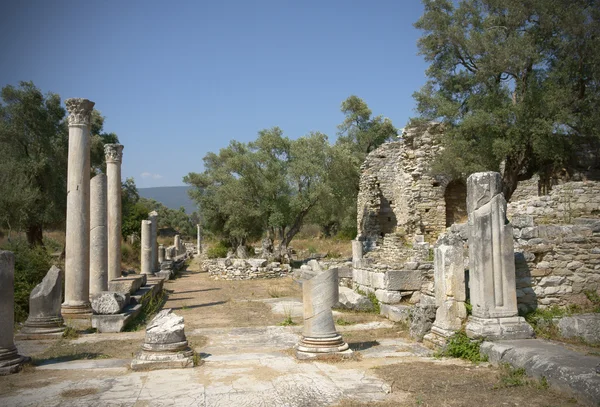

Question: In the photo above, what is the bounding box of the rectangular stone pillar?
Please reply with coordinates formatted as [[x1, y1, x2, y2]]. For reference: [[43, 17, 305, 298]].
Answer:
[[465, 172, 533, 340], [148, 211, 159, 272], [105, 144, 124, 282], [423, 234, 466, 347], [62, 98, 94, 317], [196, 224, 202, 254], [174, 234, 181, 256], [90, 174, 108, 295], [351, 240, 363, 269], [0, 251, 29, 373], [141, 220, 154, 275]]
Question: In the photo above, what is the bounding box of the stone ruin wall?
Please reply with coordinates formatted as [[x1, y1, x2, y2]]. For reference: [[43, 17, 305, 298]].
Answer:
[[354, 123, 600, 313]]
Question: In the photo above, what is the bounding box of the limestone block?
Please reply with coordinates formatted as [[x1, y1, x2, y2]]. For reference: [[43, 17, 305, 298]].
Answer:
[[109, 274, 146, 295], [353, 268, 371, 286], [380, 303, 412, 323], [307, 259, 322, 271], [91, 292, 129, 315], [558, 314, 600, 344], [21, 266, 65, 337], [247, 259, 267, 268], [338, 287, 374, 311], [410, 304, 437, 341], [374, 289, 403, 304], [370, 271, 386, 289], [385, 269, 422, 291]]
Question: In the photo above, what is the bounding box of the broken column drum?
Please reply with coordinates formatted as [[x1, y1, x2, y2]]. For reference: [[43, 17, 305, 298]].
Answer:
[[158, 245, 165, 264], [131, 309, 194, 370], [105, 143, 124, 282], [174, 234, 181, 256], [465, 172, 533, 340], [0, 251, 29, 374], [20, 266, 66, 338], [296, 268, 350, 358], [62, 98, 95, 316], [148, 211, 159, 273], [141, 220, 154, 275], [90, 174, 108, 295]]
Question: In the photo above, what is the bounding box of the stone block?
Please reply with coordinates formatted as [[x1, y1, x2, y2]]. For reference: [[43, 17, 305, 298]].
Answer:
[[247, 259, 267, 268], [338, 287, 374, 311], [410, 304, 437, 341], [380, 303, 412, 323], [91, 291, 129, 315], [109, 274, 146, 295], [374, 289, 403, 304], [557, 314, 600, 345], [20, 266, 65, 338], [385, 269, 422, 291], [370, 271, 386, 289]]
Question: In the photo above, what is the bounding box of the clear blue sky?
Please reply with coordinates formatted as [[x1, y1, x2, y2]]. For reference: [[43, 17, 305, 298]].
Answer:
[[0, 0, 428, 188]]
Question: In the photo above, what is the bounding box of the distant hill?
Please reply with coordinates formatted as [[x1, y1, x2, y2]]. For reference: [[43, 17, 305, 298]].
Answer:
[[138, 186, 197, 214]]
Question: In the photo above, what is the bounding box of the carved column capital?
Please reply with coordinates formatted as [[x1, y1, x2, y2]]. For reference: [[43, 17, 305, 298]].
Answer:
[[65, 98, 95, 126], [104, 144, 124, 164]]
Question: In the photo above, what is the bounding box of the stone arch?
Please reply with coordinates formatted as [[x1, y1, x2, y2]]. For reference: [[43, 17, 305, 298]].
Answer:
[[444, 179, 467, 226]]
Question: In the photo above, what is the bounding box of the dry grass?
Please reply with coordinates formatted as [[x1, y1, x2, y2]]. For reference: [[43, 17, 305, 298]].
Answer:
[[289, 237, 352, 259], [335, 362, 584, 407]]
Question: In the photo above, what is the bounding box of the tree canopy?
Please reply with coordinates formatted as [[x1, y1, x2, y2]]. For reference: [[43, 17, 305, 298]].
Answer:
[[413, 0, 600, 199], [0, 81, 119, 244]]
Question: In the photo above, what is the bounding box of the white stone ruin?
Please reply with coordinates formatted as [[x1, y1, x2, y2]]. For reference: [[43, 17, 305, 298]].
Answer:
[[105, 143, 124, 282], [131, 309, 194, 370], [296, 268, 351, 359], [0, 251, 30, 374], [465, 172, 533, 340], [141, 220, 154, 275], [90, 173, 108, 295]]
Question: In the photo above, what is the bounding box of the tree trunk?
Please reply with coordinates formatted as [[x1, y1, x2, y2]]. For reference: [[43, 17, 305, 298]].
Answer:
[[26, 224, 44, 246], [501, 150, 534, 202], [278, 201, 318, 257]]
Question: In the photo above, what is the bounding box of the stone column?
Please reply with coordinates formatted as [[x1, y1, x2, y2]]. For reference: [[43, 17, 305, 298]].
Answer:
[[174, 234, 181, 256], [295, 268, 351, 359], [196, 224, 202, 254], [141, 220, 154, 275], [158, 245, 165, 264], [105, 143, 124, 282], [90, 174, 108, 295], [0, 251, 29, 373], [423, 234, 467, 347], [62, 98, 94, 316], [148, 211, 159, 272], [465, 172, 533, 340], [351, 240, 363, 268]]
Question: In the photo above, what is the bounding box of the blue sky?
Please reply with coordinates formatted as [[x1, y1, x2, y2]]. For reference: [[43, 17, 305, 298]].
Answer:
[[0, 0, 428, 188]]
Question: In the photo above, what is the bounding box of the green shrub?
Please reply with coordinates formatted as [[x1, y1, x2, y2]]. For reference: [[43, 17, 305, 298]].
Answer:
[[436, 331, 487, 363], [206, 241, 229, 258], [1, 239, 52, 323]]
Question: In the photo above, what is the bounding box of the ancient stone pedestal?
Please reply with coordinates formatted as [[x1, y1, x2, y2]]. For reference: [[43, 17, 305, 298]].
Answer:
[[148, 211, 159, 273], [19, 266, 66, 339], [296, 269, 351, 359], [0, 251, 30, 374], [141, 220, 154, 275], [465, 172, 533, 340], [105, 143, 124, 282], [90, 174, 108, 295], [131, 309, 194, 370], [423, 234, 467, 347], [62, 98, 94, 318]]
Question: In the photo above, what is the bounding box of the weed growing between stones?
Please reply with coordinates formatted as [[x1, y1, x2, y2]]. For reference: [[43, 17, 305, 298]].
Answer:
[[336, 318, 355, 326], [279, 304, 297, 326], [523, 305, 572, 339], [435, 331, 487, 363], [354, 287, 381, 314], [268, 287, 283, 298], [125, 288, 168, 331], [495, 363, 550, 390], [62, 326, 79, 339], [584, 290, 600, 313]]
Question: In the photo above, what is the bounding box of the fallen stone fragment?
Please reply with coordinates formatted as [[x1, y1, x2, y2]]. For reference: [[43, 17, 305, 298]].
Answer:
[[20, 266, 65, 338], [337, 286, 374, 312], [91, 292, 129, 315]]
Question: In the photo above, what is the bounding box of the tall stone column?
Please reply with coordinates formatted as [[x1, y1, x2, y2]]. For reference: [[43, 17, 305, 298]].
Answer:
[[0, 251, 29, 374], [196, 224, 202, 254], [105, 143, 124, 282], [90, 174, 108, 295], [465, 172, 533, 340], [295, 268, 350, 359], [148, 211, 159, 273], [62, 98, 94, 316], [141, 220, 154, 275]]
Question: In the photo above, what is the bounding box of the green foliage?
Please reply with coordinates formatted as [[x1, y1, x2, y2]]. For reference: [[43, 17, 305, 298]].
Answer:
[[524, 305, 571, 338], [336, 318, 355, 326], [413, 0, 600, 199], [496, 363, 528, 388], [367, 291, 381, 314], [0, 82, 118, 245], [436, 331, 488, 363], [465, 301, 473, 316], [1, 238, 52, 322], [206, 241, 230, 259], [62, 326, 79, 340], [125, 289, 167, 331], [584, 290, 600, 312]]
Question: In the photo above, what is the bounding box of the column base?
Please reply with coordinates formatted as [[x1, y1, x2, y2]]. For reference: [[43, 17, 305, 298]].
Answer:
[[131, 341, 195, 371], [62, 307, 93, 330], [62, 302, 92, 315], [17, 316, 66, 340], [295, 333, 352, 360], [466, 315, 534, 341], [0, 346, 30, 375]]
